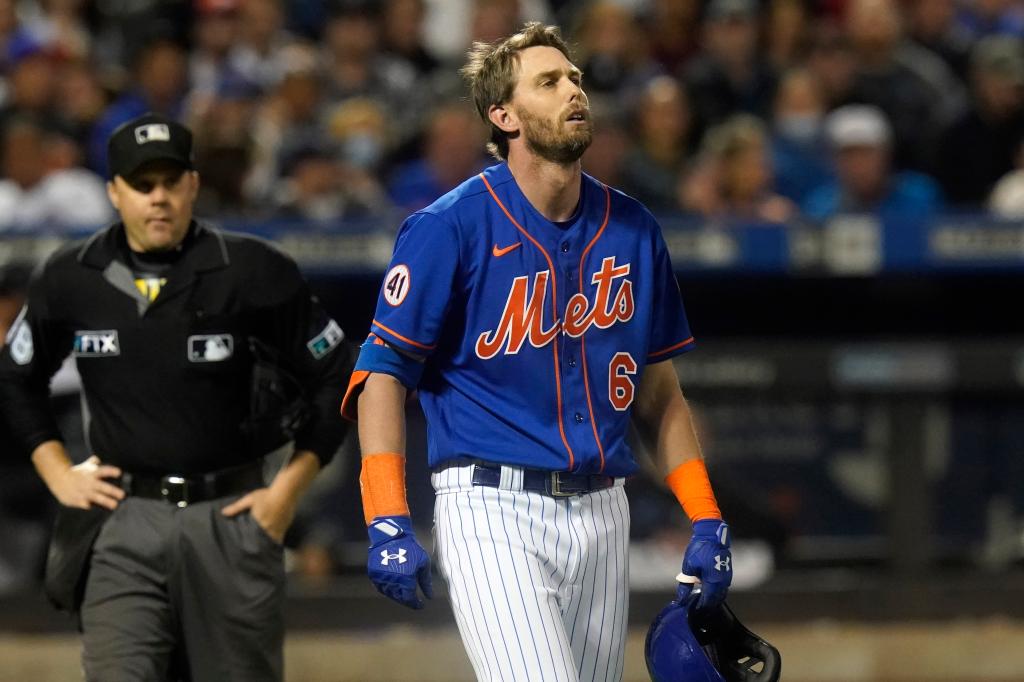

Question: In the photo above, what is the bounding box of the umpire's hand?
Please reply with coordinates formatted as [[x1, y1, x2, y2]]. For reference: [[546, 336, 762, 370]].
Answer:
[[222, 488, 296, 544], [52, 455, 125, 510]]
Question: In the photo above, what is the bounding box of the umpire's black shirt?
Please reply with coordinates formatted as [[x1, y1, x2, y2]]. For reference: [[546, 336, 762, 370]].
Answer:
[[0, 221, 351, 474]]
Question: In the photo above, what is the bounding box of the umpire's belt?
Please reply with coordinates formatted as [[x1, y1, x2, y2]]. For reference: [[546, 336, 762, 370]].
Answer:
[[471, 462, 616, 497], [120, 460, 264, 508]]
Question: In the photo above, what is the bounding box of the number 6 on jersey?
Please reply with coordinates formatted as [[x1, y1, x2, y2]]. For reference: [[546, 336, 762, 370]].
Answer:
[[609, 351, 637, 410]]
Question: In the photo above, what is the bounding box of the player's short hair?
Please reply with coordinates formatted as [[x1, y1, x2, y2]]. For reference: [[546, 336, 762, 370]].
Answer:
[[460, 22, 575, 160]]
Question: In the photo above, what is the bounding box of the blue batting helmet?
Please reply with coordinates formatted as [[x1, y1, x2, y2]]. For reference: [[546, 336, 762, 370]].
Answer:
[[645, 589, 781, 682]]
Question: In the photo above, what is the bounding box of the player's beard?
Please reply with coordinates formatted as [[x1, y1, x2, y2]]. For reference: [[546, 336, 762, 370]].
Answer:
[[517, 106, 593, 164]]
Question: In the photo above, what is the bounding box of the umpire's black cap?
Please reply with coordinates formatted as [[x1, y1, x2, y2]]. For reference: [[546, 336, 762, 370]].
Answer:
[[107, 113, 194, 180]]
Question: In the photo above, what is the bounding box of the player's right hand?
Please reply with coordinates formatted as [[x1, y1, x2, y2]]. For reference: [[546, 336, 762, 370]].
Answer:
[[53, 455, 125, 510], [367, 515, 433, 609]]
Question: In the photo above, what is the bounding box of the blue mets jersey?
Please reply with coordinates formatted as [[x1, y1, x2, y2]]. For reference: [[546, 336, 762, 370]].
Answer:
[[368, 163, 694, 477]]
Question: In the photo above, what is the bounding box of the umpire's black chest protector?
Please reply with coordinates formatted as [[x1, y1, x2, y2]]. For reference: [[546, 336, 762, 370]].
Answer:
[[13, 221, 333, 474]]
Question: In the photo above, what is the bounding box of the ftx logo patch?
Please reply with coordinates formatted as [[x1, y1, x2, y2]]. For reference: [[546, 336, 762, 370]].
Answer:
[[74, 330, 120, 357], [188, 334, 233, 362]]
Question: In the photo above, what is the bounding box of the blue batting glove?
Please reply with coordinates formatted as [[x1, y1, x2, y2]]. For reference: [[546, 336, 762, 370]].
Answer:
[[367, 515, 433, 609], [680, 519, 732, 611]]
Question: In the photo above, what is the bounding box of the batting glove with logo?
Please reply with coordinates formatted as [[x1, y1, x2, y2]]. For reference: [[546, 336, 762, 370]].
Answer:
[[680, 519, 732, 611], [367, 515, 433, 610]]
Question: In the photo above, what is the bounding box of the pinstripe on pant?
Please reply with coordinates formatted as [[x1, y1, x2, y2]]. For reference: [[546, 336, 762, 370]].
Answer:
[[432, 464, 630, 682]]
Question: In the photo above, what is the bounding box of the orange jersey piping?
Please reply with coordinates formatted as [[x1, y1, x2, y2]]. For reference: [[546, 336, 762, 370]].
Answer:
[[371, 318, 436, 351], [648, 336, 695, 359]]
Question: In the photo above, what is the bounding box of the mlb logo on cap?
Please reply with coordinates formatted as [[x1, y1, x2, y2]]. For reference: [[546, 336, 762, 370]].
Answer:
[[107, 113, 194, 179], [135, 123, 172, 145]]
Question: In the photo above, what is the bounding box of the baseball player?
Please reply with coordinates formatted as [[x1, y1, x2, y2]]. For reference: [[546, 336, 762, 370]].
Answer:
[[0, 113, 351, 681], [342, 23, 732, 682]]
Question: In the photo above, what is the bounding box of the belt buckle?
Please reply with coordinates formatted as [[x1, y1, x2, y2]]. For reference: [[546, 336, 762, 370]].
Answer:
[[161, 476, 189, 508], [549, 472, 576, 498]]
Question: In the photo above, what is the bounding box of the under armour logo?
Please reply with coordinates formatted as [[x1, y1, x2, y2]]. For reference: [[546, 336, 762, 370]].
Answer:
[[715, 555, 731, 572], [380, 548, 407, 566]]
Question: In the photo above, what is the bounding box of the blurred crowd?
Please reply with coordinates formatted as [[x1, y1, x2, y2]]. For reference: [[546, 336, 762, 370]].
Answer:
[[0, 0, 1022, 231]]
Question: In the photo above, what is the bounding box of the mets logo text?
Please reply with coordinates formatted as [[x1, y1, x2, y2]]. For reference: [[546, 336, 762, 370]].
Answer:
[[475, 256, 634, 359]]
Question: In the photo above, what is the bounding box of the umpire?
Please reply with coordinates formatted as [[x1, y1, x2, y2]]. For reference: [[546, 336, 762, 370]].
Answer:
[[0, 113, 352, 681]]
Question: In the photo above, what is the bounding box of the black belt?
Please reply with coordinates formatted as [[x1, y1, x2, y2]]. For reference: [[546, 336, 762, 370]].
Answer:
[[471, 462, 616, 497], [120, 460, 265, 508]]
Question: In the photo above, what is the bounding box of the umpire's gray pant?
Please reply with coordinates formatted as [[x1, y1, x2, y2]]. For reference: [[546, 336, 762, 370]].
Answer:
[[80, 494, 285, 682]]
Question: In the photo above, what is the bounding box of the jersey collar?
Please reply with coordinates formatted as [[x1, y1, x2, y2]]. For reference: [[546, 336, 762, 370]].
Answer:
[[76, 220, 230, 273], [484, 162, 597, 243]]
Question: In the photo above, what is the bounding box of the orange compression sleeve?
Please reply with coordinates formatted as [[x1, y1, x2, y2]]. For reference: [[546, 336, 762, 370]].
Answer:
[[665, 458, 722, 523], [359, 452, 411, 525]]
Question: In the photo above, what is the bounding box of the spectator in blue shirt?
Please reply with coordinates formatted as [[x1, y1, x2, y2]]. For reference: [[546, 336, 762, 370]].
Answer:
[[770, 68, 833, 204], [87, 39, 188, 174], [803, 104, 943, 222], [387, 102, 487, 212], [955, 0, 1024, 40]]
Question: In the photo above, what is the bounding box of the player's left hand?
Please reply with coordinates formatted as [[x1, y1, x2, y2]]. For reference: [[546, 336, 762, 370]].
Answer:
[[680, 519, 732, 611], [222, 488, 296, 544], [367, 515, 433, 610]]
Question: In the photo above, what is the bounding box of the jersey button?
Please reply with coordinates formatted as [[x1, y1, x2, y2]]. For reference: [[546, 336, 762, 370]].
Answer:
[[574, 412, 584, 424], [561, 242, 569, 253], [568, 357, 577, 368]]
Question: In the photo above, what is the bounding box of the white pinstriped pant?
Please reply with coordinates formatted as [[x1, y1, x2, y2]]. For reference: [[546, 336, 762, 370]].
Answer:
[[431, 464, 630, 682]]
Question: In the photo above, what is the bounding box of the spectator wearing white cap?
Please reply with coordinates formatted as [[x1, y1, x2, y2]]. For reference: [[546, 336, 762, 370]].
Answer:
[[802, 104, 943, 221], [989, 139, 1024, 218]]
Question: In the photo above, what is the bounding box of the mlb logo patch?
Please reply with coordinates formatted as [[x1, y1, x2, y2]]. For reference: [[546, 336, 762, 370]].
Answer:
[[188, 334, 233, 362], [135, 123, 171, 145], [74, 330, 120, 357]]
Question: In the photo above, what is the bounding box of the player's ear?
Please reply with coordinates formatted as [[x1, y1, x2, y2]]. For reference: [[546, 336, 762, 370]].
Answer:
[[488, 103, 518, 135]]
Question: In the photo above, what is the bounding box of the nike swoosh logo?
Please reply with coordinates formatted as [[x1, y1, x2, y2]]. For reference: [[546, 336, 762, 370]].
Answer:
[[492, 242, 522, 257]]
